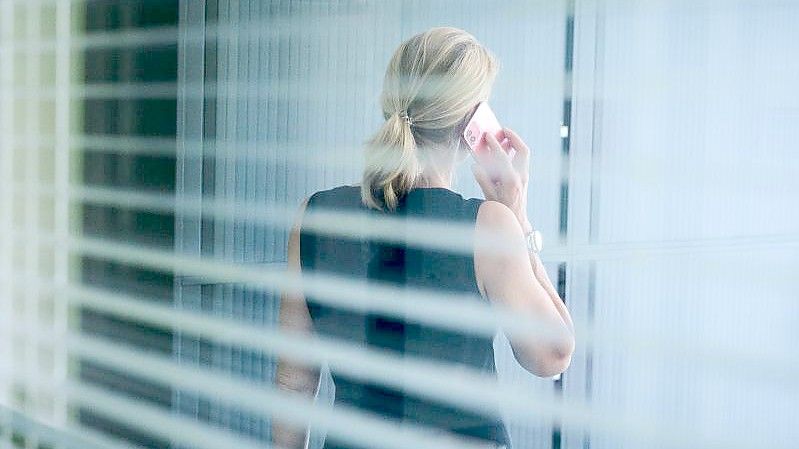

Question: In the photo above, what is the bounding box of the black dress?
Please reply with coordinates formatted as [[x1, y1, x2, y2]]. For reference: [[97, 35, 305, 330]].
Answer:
[[299, 185, 510, 449]]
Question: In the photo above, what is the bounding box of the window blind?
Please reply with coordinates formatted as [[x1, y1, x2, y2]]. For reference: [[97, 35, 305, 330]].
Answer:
[[1, 1, 798, 449]]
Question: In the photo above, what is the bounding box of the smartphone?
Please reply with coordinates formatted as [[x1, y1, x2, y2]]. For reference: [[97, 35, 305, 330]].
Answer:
[[462, 102, 512, 155]]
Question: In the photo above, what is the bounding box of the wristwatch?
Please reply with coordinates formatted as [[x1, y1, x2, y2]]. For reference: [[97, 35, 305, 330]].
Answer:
[[525, 229, 543, 254]]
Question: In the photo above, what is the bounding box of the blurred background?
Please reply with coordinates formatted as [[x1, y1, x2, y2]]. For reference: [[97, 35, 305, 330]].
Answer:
[[0, 1, 798, 449]]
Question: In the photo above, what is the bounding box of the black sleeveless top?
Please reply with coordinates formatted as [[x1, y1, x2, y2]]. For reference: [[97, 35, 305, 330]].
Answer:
[[300, 185, 510, 449]]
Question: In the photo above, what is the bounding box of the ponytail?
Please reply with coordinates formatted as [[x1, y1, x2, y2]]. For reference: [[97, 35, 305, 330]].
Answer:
[[361, 112, 420, 210], [362, 27, 498, 211]]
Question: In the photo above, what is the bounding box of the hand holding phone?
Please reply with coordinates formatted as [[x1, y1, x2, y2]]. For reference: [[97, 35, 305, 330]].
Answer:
[[462, 102, 512, 156], [470, 117, 534, 234]]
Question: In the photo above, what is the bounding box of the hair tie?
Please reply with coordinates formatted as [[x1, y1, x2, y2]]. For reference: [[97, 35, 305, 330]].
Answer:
[[401, 112, 413, 127]]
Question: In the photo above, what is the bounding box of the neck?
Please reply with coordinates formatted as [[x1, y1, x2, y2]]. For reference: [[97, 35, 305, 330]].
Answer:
[[414, 145, 464, 190], [416, 167, 454, 189]]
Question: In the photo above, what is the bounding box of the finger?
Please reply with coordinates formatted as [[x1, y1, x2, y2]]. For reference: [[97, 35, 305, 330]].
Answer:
[[486, 133, 514, 172], [484, 131, 504, 155], [504, 128, 530, 156], [504, 128, 530, 172], [471, 163, 495, 197]]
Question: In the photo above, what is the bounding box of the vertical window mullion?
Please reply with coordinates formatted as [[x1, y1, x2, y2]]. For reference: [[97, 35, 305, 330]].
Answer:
[[53, 0, 73, 435], [0, 1, 17, 445], [24, 4, 42, 448]]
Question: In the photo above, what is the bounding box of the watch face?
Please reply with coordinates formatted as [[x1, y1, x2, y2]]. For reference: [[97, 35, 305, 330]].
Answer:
[[528, 230, 543, 253], [533, 231, 543, 252]]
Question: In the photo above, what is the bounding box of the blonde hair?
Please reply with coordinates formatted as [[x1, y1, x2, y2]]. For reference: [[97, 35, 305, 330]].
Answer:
[[361, 27, 498, 210]]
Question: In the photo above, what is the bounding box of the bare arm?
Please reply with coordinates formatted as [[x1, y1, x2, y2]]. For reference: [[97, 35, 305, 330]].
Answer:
[[273, 199, 320, 449], [529, 252, 574, 333], [474, 202, 574, 377], [472, 129, 574, 377]]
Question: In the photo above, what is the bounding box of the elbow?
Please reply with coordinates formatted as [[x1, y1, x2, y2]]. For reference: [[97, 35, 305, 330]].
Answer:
[[514, 334, 575, 378], [535, 346, 573, 378]]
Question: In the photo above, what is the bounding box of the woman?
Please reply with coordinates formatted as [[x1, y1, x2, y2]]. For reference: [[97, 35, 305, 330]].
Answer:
[[275, 27, 575, 449]]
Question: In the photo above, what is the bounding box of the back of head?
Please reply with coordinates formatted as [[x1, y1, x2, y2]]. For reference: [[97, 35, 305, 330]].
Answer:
[[362, 27, 499, 210]]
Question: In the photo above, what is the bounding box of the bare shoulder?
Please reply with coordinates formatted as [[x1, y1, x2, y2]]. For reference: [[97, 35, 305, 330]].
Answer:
[[295, 196, 310, 223], [473, 200, 529, 297], [476, 200, 524, 237], [288, 197, 311, 254]]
